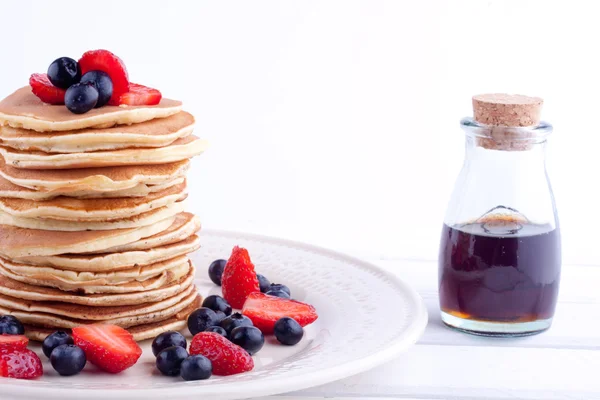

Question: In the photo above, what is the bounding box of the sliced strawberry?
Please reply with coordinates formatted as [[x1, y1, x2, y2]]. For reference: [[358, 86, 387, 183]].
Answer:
[[0, 335, 28, 353], [189, 332, 253, 376], [78, 49, 129, 105], [117, 83, 162, 106], [0, 349, 43, 379], [72, 324, 141, 374], [222, 246, 260, 309], [29, 73, 66, 105], [242, 292, 318, 334]]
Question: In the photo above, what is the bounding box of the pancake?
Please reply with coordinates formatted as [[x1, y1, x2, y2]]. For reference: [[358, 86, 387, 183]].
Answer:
[[0, 199, 186, 231], [0, 263, 194, 306], [0, 135, 208, 169], [0, 155, 189, 192], [0, 215, 175, 258], [0, 257, 190, 293], [0, 87, 182, 132], [16, 235, 201, 271], [0, 111, 195, 153]]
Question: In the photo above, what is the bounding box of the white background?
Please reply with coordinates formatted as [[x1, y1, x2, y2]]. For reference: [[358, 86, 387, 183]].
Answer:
[[0, 0, 596, 265]]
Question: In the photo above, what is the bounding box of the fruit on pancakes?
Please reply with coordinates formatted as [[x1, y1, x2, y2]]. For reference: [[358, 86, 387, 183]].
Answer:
[[119, 83, 162, 106], [79, 49, 129, 105], [29, 73, 66, 105]]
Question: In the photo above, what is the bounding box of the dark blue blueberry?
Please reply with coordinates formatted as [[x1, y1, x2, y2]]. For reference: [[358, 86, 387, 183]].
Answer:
[[266, 289, 291, 299], [43, 331, 74, 358], [80, 70, 113, 107], [156, 345, 188, 376], [202, 295, 232, 316], [187, 307, 219, 335], [47, 57, 81, 89], [180, 355, 212, 381], [152, 331, 187, 357], [50, 344, 86, 376], [205, 326, 228, 338], [213, 311, 227, 325], [257, 274, 271, 293], [65, 83, 98, 114], [219, 312, 253, 335], [274, 317, 304, 345], [230, 326, 264, 355], [208, 259, 227, 286], [0, 315, 24, 335], [269, 283, 291, 297]]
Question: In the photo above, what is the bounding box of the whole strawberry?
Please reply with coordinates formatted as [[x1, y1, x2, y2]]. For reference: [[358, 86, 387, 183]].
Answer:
[[189, 332, 253, 376], [221, 246, 260, 309]]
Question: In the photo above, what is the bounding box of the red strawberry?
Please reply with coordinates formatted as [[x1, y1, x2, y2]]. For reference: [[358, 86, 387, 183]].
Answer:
[[117, 83, 162, 106], [222, 246, 260, 309], [0, 335, 28, 353], [0, 349, 43, 379], [72, 324, 141, 374], [78, 49, 129, 105], [242, 292, 318, 334], [29, 73, 66, 104], [189, 332, 253, 376]]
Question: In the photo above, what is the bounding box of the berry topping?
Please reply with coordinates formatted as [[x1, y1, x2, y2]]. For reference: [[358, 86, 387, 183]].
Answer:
[[274, 317, 304, 346], [242, 292, 318, 334], [50, 344, 86, 376], [202, 295, 232, 316], [187, 307, 219, 335], [214, 310, 227, 325], [151, 331, 187, 357], [0, 349, 43, 379], [78, 49, 129, 105], [268, 283, 291, 297], [117, 83, 162, 106], [219, 312, 253, 335], [72, 324, 142, 374], [222, 247, 260, 309], [257, 274, 271, 293], [65, 83, 98, 114], [0, 335, 28, 352], [230, 326, 264, 355], [156, 346, 188, 376], [208, 259, 227, 286], [29, 73, 66, 105], [80, 70, 113, 108], [189, 332, 254, 376], [47, 57, 81, 89], [265, 289, 291, 299], [42, 331, 74, 358], [205, 326, 228, 338], [0, 315, 24, 335], [180, 355, 212, 381]]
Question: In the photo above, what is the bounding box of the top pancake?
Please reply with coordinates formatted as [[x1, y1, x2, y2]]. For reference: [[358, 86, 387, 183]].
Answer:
[[0, 87, 182, 132]]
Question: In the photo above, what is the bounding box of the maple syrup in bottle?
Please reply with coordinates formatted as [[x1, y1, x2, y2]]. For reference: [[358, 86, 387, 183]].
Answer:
[[438, 94, 561, 336]]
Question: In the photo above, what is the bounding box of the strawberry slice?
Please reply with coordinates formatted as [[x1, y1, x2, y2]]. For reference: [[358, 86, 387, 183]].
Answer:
[[242, 292, 318, 334], [0, 349, 43, 379], [29, 73, 66, 105], [189, 332, 253, 376], [0, 335, 28, 353], [222, 246, 260, 309], [78, 49, 129, 105], [117, 83, 162, 106], [72, 324, 141, 374]]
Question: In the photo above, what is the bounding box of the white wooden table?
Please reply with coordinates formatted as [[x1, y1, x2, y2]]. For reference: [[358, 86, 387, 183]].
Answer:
[[255, 259, 600, 400]]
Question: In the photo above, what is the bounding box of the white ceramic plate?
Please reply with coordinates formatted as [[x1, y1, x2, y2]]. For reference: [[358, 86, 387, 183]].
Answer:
[[1, 230, 428, 400]]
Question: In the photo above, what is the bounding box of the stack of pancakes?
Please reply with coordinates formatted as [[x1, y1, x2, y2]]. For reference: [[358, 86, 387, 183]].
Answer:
[[0, 87, 208, 341]]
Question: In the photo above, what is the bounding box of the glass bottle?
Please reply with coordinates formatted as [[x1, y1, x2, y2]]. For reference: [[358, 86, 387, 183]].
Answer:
[[438, 94, 561, 336]]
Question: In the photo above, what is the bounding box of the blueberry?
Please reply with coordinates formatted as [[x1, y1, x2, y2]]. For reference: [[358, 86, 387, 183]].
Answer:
[[265, 289, 291, 299], [50, 344, 86, 376], [202, 295, 232, 316], [156, 346, 188, 376], [180, 355, 212, 381], [80, 70, 113, 107], [257, 274, 271, 293], [47, 57, 81, 89], [208, 259, 227, 286], [187, 308, 219, 335], [0, 315, 24, 335], [274, 317, 304, 345], [230, 326, 264, 355], [269, 283, 291, 297], [65, 83, 98, 114], [214, 311, 227, 325], [42, 331, 74, 358], [152, 331, 187, 357], [205, 326, 228, 338], [219, 312, 253, 335]]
